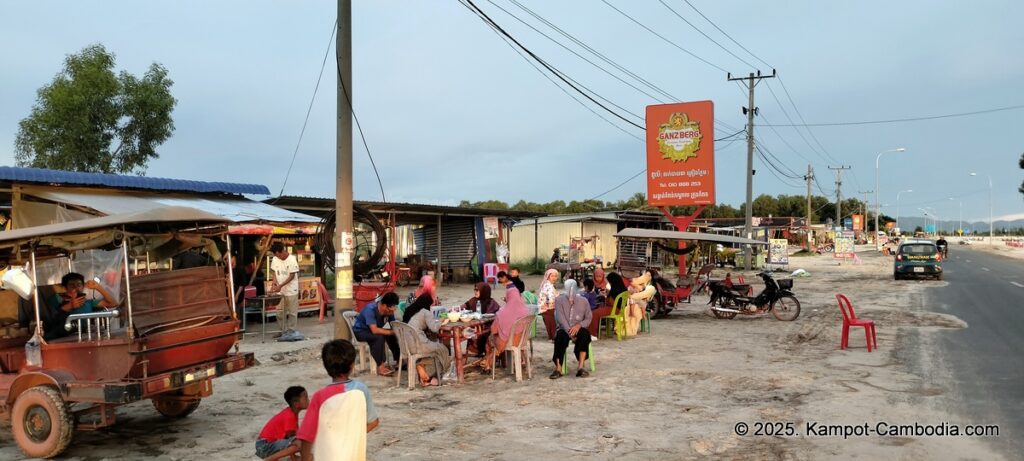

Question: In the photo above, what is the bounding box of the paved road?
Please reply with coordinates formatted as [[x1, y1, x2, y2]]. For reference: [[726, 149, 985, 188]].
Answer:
[[923, 246, 1024, 457]]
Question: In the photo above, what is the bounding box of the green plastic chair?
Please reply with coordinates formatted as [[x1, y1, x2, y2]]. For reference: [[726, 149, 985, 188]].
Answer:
[[640, 302, 651, 334], [561, 342, 595, 375], [522, 291, 540, 338], [599, 292, 628, 341]]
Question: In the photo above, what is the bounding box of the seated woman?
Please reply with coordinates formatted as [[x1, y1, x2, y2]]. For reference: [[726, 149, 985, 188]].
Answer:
[[414, 275, 440, 306], [481, 284, 530, 373], [459, 283, 501, 356], [401, 294, 452, 387], [45, 272, 117, 341], [625, 272, 656, 336]]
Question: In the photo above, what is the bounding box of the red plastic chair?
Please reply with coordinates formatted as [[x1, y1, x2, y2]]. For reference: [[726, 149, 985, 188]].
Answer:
[[483, 263, 499, 286], [836, 294, 877, 352], [736, 275, 754, 296]]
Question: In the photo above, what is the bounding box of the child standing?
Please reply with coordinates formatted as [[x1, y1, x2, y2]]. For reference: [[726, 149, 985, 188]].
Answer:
[[255, 386, 308, 460], [297, 339, 380, 461]]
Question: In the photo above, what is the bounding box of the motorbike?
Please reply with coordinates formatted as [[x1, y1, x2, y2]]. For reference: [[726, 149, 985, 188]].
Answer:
[[708, 271, 801, 321]]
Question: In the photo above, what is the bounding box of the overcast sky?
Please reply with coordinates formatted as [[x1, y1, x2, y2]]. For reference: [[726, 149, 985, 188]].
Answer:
[[1, 1, 1022, 223]]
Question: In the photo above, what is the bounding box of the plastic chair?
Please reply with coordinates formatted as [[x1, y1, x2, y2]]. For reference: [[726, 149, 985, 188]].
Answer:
[[835, 294, 877, 352], [391, 321, 444, 389], [483, 263, 499, 286], [342, 311, 376, 376], [736, 275, 754, 296], [491, 314, 535, 382], [640, 303, 651, 334], [561, 342, 595, 375], [598, 292, 628, 341]]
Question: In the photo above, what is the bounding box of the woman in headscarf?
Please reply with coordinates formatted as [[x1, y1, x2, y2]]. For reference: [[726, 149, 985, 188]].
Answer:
[[551, 279, 593, 379], [593, 267, 610, 293], [481, 285, 531, 373], [605, 272, 628, 306], [414, 275, 439, 306], [459, 283, 501, 356], [401, 293, 451, 386], [537, 268, 560, 339]]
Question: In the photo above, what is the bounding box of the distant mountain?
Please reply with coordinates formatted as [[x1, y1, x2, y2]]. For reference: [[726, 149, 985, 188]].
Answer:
[[896, 216, 1024, 234]]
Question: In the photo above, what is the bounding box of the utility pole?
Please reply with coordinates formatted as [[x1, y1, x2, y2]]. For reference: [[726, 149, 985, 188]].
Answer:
[[805, 164, 813, 250], [728, 69, 775, 270], [829, 165, 851, 230], [858, 190, 873, 235], [335, 0, 354, 340]]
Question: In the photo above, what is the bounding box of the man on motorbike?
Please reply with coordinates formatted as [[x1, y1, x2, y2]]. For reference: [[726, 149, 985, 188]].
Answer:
[[936, 236, 949, 257]]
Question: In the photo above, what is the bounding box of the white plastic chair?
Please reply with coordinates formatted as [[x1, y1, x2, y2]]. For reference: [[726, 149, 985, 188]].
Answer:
[[490, 314, 535, 382], [342, 311, 376, 376], [391, 321, 444, 390]]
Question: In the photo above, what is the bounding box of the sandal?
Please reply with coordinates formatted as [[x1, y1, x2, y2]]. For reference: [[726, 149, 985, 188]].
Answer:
[[377, 366, 395, 377]]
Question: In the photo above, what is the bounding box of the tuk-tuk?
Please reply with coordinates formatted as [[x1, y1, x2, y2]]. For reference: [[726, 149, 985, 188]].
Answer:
[[0, 207, 255, 458]]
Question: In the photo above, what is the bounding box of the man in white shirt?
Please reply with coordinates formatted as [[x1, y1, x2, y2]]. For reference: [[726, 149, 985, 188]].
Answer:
[[270, 242, 301, 333]]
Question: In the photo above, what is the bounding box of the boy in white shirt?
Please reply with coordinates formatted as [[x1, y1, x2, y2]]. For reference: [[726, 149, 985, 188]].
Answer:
[[270, 242, 301, 333]]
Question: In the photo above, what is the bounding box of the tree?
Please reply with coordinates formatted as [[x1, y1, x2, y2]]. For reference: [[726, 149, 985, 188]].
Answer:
[[15, 44, 176, 174]]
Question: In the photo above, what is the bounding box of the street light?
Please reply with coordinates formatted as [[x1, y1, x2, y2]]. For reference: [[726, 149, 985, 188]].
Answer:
[[896, 189, 913, 236], [969, 172, 993, 245], [949, 197, 962, 237], [918, 208, 932, 236], [875, 147, 907, 250]]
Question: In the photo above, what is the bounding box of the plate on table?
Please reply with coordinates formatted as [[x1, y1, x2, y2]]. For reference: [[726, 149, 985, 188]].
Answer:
[[481, 313, 496, 320]]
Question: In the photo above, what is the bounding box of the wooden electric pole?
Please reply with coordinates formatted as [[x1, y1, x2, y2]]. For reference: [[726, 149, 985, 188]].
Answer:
[[805, 164, 813, 249], [727, 69, 775, 270], [829, 165, 851, 230]]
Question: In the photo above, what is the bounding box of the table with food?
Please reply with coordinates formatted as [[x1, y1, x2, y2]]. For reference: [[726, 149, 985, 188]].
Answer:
[[436, 309, 495, 384]]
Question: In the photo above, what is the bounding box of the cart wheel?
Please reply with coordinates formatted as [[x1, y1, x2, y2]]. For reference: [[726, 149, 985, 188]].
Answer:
[[153, 398, 201, 418], [12, 385, 74, 459]]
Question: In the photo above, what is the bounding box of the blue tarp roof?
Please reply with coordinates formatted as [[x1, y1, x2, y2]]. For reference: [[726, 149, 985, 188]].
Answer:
[[0, 166, 270, 195]]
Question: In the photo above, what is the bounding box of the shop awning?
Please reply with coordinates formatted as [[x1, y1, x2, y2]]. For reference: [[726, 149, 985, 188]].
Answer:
[[615, 227, 768, 245], [19, 187, 320, 224]]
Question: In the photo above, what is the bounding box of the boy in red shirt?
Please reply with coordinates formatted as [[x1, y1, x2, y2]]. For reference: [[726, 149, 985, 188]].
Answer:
[[255, 386, 308, 460], [298, 339, 380, 461]]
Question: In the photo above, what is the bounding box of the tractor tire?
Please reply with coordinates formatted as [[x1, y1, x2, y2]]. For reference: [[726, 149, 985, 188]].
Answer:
[[12, 385, 74, 459], [153, 397, 202, 418]]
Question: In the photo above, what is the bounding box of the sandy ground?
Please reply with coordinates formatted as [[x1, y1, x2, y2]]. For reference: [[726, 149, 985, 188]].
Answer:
[[0, 248, 1006, 460], [956, 238, 1024, 261]]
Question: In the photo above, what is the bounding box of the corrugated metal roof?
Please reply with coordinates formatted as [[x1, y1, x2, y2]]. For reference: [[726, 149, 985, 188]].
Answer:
[[615, 227, 769, 245], [0, 166, 270, 195]]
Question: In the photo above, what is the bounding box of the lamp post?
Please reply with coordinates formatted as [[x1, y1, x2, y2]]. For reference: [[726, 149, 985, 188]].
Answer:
[[949, 197, 962, 237], [896, 189, 913, 236], [969, 172, 993, 245], [875, 147, 907, 250], [917, 208, 932, 235]]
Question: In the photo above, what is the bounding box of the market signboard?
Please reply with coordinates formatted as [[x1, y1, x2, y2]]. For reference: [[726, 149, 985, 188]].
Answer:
[[834, 236, 855, 259], [769, 239, 789, 265], [646, 101, 715, 206]]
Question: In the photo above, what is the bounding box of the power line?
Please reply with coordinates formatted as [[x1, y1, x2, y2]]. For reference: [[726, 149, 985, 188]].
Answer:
[[599, 0, 730, 73], [276, 20, 336, 199], [756, 149, 803, 188], [460, 0, 645, 129], [681, 0, 773, 69], [761, 103, 1024, 127], [657, 0, 757, 69], [336, 61, 386, 203]]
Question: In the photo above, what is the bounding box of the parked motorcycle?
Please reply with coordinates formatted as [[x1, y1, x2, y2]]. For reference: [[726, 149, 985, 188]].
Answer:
[[708, 271, 801, 321]]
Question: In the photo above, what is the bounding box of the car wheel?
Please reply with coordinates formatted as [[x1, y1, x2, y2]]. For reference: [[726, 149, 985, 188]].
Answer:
[[12, 386, 74, 459], [893, 272, 901, 280], [935, 273, 943, 281]]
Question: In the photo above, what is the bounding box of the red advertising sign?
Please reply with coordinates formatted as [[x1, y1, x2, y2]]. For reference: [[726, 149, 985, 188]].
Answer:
[[646, 101, 716, 206]]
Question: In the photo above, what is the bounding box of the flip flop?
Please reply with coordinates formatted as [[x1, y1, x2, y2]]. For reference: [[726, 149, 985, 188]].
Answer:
[[378, 367, 395, 377]]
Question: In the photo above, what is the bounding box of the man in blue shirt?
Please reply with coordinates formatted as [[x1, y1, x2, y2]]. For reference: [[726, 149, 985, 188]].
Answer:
[[45, 272, 117, 341], [352, 292, 400, 376]]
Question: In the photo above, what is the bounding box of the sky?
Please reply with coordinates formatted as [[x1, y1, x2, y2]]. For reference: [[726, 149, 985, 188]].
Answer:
[[1, 0, 1022, 223]]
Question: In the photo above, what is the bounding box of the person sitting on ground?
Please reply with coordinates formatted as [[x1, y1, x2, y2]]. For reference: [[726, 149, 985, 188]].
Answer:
[[482, 283, 531, 373], [459, 283, 502, 356], [255, 386, 308, 461], [400, 294, 451, 386], [352, 292, 401, 376], [297, 340, 379, 461], [508, 267, 526, 294], [45, 272, 117, 341], [414, 275, 439, 305], [551, 279, 593, 379], [580, 279, 599, 310]]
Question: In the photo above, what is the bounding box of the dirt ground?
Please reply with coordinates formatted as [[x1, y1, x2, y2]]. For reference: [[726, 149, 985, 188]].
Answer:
[[0, 247, 1006, 460]]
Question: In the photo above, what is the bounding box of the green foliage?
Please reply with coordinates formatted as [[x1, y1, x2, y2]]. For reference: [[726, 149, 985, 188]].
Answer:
[[15, 44, 176, 174], [509, 258, 546, 275]]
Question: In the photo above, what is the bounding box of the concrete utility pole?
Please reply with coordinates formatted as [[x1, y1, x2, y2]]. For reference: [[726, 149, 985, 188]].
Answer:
[[335, 0, 354, 340], [829, 166, 851, 230], [805, 164, 813, 250], [727, 69, 775, 270]]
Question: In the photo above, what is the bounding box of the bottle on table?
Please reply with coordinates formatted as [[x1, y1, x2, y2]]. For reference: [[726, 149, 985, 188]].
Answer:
[[475, 300, 482, 314]]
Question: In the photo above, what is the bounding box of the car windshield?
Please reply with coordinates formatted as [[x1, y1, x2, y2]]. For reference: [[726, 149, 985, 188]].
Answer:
[[900, 244, 936, 255]]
